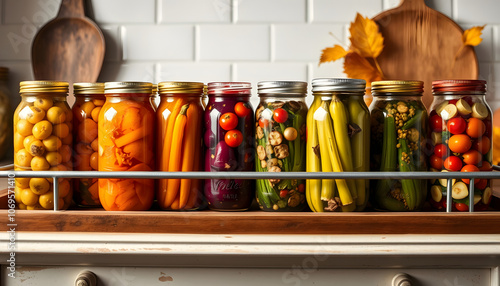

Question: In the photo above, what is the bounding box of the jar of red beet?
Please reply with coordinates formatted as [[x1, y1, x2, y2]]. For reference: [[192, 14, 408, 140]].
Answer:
[[428, 80, 492, 212], [204, 82, 255, 211]]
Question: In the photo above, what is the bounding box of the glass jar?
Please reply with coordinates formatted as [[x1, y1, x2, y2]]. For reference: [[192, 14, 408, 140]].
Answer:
[[13, 81, 73, 210], [428, 80, 492, 212], [0, 67, 12, 160], [255, 81, 307, 211], [369, 80, 428, 211], [72, 82, 105, 207], [307, 78, 370, 212], [204, 82, 254, 211], [156, 82, 204, 210], [98, 82, 155, 211]]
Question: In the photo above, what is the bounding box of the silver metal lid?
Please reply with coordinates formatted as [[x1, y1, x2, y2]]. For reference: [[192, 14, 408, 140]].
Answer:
[[312, 78, 366, 92], [257, 81, 307, 96]]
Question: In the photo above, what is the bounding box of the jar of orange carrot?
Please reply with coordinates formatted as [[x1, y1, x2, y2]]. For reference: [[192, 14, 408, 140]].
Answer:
[[72, 82, 105, 207], [98, 82, 156, 211], [156, 82, 204, 210]]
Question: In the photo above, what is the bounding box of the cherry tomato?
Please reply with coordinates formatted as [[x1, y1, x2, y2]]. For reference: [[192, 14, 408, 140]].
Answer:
[[462, 149, 482, 165], [234, 102, 251, 118], [475, 178, 488, 190], [433, 143, 447, 158], [258, 118, 269, 128], [473, 136, 491, 155], [455, 202, 469, 212], [429, 154, 443, 170], [224, 130, 243, 147], [298, 183, 305, 193], [448, 134, 472, 153], [273, 108, 288, 123], [430, 114, 443, 132], [479, 161, 492, 171], [443, 155, 462, 171], [279, 190, 289, 198], [447, 117, 466, 134], [466, 118, 485, 138], [460, 164, 479, 184], [219, 112, 238, 131]]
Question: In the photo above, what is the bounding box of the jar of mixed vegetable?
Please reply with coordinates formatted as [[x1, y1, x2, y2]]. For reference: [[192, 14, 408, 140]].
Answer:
[[98, 82, 155, 211], [72, 82, 105, 207], [156, 82, 204, 210], [255, 81, 307, 211], [369, 80, 428, 211], [307, 78, 370, 212], [428, 80, 492, 212], [14, 81, 73, 210], [204, 82, 254, 211]]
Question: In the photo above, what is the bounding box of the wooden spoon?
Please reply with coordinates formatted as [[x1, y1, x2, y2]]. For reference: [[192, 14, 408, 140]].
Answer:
[[373, 0, 478, 108], [31, 0, 105, 85]]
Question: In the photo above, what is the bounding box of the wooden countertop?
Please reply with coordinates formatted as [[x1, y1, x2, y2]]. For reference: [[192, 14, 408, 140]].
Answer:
[[1, 210, 499, 234]]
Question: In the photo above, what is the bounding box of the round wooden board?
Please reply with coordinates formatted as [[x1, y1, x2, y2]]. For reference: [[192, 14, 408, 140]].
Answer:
[[373, 0, 478, 108]]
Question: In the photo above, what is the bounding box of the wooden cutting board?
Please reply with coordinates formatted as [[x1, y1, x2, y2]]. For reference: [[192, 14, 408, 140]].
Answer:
[[373, 0, 478, 108]]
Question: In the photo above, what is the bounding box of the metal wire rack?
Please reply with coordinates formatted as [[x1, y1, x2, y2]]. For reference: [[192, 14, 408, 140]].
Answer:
[[2, 168, 500, 213]]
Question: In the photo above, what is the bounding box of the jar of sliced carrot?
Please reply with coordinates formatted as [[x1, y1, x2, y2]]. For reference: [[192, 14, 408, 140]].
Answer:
[[98, 82, 156, 211], [14, 81, 73, 210], [205, 82, 255, 211], [72, 82, 105, 207], [156, 82, 204, 210]]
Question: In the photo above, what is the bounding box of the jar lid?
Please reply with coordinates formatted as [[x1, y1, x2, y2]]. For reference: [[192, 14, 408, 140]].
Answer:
[[257, 81, 307, 96], [207, 82, 251, 95], [20, 81, 69, 94], [312, 78, 366, 93], [432, 80, 486, 93], [74, 82, 104, 95], [158, 82, 204, 94], [371, 80, 423, 95], [152, 84, 157, 94], [105, 82, 153, 94]]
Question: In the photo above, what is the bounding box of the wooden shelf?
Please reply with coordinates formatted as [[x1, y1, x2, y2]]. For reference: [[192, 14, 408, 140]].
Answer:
[[1, 210, 500, 234]]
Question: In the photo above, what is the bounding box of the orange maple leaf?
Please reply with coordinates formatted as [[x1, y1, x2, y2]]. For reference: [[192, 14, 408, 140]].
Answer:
[[343, 52, 382, 85], [349, 13, 384, 58], [462, 25, 486, 46], [319, 45, 349, 65]]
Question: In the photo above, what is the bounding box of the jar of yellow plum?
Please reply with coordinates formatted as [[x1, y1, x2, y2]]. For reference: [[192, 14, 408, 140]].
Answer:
[[72, 82, 105, 207], [98, 82, 155, 211], [13, 81, 73, 210]]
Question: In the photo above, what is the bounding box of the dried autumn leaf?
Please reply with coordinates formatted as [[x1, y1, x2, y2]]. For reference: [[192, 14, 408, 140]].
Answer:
[[344, 52, 382, 85], [319, 45, 348, 65], [349, 13, 384, 58], [462, 25, 486, 46]]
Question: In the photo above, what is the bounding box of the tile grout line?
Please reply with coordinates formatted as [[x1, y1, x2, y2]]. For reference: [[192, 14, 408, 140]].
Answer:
[[155, 0, 162, 24], [232, 0, 237, 24], [119, 25, 126, 62], [270, 24, 275, 62], [194, 25, 200, 62], [307, 0, 313, 23]]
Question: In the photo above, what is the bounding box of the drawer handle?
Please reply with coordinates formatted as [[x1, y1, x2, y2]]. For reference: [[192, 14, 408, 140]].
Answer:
[[392, 273, 412, 286], [75, 270, 97, 286]]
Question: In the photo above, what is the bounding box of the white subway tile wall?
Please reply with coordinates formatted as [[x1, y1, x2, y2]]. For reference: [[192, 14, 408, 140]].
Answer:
[[0, 0, 499, 110]]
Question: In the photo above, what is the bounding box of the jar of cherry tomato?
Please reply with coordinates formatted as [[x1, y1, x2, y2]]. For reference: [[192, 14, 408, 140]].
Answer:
[[99, 82, 155, 211], [369, 80, 428, 211], [204, 82, 254, 211], [72, 82, 105, 207], [255, 81, 307, 211], [156, 82, 204, 210], [14, 81, 73, 210], [307, 78, 370, 212], [428, 80, 492, 212]]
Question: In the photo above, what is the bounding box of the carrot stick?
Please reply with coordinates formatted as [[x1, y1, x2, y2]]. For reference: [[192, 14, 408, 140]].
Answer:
[[170, 196, 180, 210], [161, 99, 186, 171], [178, 104, 199, 209], [115, 127, 145, 147], [185, 105, 202, 210], [164, 104, 189, 208]]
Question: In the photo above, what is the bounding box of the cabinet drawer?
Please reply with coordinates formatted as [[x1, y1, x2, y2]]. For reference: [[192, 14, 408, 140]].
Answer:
[[2, 266, 492, 286]]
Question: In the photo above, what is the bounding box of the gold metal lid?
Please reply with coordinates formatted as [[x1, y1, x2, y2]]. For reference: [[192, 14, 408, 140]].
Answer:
[[152, 84, 157, 95], [371, 80, 423, 95], [74, 82, 105, 95], [104, 82, 153, 94], [158, 81, 204, 94], [19, 81, 69, 94]]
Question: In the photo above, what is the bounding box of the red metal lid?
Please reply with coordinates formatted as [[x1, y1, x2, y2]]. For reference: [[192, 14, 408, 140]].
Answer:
[[432, 80, 486, 93]]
